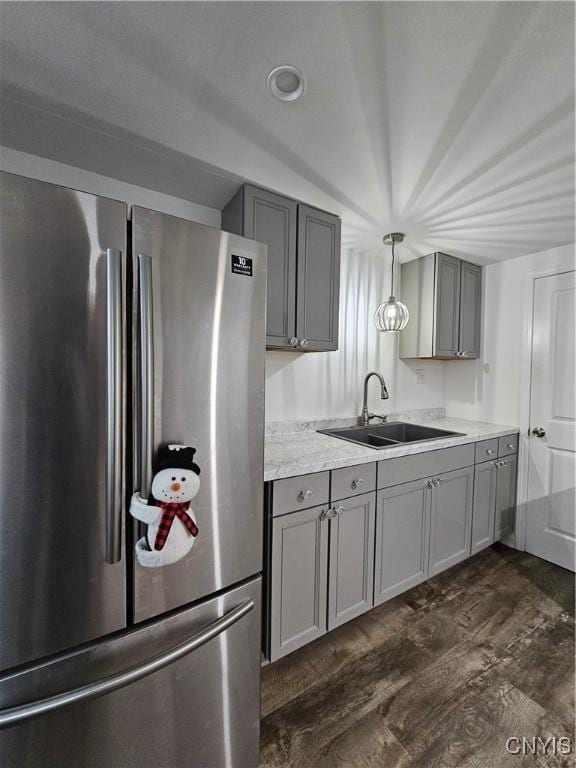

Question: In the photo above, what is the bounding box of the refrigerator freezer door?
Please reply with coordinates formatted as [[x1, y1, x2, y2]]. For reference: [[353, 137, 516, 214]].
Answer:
[[0, 172, 127, 672], [132, 208, 266, 622], [0, 577, 261, 768]]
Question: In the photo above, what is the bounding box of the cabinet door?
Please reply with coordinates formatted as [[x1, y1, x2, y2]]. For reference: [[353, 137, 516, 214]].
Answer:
[[270, 505, 328, 661], [459, 261, 482, 358], [328, 492, 375, 630], [495, 454, 518, 541], [243, 185, 297, 348], [296, 205, 341, 351], [429, 466, 474, 576], [434, 253, 461, 358], [374, 480, 430, 606], [472, 460, 497, 555]]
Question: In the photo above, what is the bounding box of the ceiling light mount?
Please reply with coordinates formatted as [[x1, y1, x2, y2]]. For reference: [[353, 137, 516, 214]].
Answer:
[[382, 232, 405, 246], [267, 65, 307, 103]]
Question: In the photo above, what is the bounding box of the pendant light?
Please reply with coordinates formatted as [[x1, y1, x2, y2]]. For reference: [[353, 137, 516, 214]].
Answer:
[[374, 232, 410, 332]]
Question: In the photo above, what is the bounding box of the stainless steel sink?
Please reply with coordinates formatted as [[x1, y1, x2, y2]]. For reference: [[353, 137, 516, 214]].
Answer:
[[318, 421, 465, 449]]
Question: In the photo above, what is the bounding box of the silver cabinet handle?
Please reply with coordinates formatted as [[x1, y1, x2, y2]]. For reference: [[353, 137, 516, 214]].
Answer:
[[138, 254, 154, 497], [351, 478, 365, 490], [496, 460, 509, 468], [319, 508, 331, 520], [299, 338, 309, 348], [426, 479, 434, 489], [461, 351, 469, 357], [0, 599, 254, 729], [531, 427, 546, 438], [334, 506, 344, 515], [289, 337, 299, 347], [506, 442, 516, 449], [486, 449, 495, 456], [106, 248, 123, 565], [297, 489, 314, 503], [433, 478, 441, 487]]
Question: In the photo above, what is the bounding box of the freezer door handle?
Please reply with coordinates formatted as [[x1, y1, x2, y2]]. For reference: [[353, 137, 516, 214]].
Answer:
[[0, 599, 254, 729], [106, 248, 123, 564], [138, 254, 154, 496]]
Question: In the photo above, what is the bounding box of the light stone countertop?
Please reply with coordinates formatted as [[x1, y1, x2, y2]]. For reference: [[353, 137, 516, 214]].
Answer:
[[264, 414, 519, 482]]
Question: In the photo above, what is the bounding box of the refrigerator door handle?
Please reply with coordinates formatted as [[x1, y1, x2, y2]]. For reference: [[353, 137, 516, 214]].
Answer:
[[138, 254, 154, 496], [0, 599, 254, 729], [106, 248, 123, 564]]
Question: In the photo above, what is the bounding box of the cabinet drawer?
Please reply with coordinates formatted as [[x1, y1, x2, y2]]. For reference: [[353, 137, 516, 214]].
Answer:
[[378, 444, 475, 489], [331, 463, 376, 500], [498, 434, 519, 457], [475, 439, 498, 463], [272, 471, 330, 516]]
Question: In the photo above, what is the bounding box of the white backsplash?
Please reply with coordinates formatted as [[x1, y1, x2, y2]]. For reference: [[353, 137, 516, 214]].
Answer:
[[265, 246, 445, 423]]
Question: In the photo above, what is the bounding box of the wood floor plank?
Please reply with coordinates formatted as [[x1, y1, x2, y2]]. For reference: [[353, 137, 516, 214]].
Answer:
[[261, 599, 414, 717], [261, 635, 432, 767], [499, 612, 575, 731]]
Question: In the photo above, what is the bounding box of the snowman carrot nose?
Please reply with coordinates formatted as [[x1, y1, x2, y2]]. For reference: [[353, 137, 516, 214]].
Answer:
[[171, 482, 181, 491]]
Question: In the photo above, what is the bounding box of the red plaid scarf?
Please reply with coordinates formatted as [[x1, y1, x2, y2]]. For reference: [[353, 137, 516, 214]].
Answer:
[[154, 501, 199, 551]]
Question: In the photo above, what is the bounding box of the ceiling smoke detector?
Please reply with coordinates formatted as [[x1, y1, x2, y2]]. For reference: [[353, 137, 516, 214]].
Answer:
[[267, 65, 307, 102]]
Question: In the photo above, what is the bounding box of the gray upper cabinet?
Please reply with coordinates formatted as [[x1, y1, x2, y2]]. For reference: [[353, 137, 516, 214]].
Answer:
[[400, 252, 482, 359], [374, 479, 430, 606], [328, 492, 375, 630], [222, 186, 340, 351], [434, 253, 461, 357], [222, 185, 297, 348], [296, 205, 341, 351], [472, 460, 497, 555], [270, 504, 328, 661], [495, 454, 518, 542], [428, 466, 474, 577], [459, 261, 482, 358]]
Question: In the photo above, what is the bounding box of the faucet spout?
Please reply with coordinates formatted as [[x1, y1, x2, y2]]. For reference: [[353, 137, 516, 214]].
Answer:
[[360, 372, 390, 426]]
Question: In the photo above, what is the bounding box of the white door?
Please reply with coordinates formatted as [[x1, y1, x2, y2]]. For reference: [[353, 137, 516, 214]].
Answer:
[[526, 270, 576, 571]]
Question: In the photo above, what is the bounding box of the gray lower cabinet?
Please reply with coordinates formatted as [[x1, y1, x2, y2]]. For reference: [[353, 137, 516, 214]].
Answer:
[[328, 492, 375, 630], [495, 454, 518, 541], [270, 504, 328, 661], [428, 466, 474, 577], [471, 460, 498, 555], [374, 479, 430, 606]]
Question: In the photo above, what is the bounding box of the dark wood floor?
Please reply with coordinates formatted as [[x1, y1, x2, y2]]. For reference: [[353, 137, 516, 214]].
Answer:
[[261, 545, 575, 768]]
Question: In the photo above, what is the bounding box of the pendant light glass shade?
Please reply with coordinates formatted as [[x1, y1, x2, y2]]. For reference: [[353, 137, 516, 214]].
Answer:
[[375, 232, 410, 332], [374, 296, 410, 331]]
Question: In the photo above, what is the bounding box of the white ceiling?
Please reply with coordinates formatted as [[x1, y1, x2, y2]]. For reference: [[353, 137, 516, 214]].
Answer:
[[0, 1, 574, 263]]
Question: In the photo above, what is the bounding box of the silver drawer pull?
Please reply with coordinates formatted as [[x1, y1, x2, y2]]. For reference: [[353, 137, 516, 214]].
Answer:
[[506, 443, 515, 450], [351, 478, 365, 490], [335, 506, 344, 515], [486, 449, 495, 456], [297, 489, 314, 503]]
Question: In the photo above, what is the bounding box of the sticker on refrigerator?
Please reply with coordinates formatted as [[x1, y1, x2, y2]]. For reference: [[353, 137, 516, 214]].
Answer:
[[129, 444, 201, 568], [231, 254, 253, 277]]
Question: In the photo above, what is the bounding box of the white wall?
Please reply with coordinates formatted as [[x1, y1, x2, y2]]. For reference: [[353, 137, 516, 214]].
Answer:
[[265, 247, 445, 422], [444, 242, 576, 426], [0, 147, 221, 226]]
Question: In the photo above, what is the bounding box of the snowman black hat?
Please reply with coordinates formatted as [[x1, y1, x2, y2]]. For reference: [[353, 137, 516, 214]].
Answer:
[[154, 444, 201, 476]]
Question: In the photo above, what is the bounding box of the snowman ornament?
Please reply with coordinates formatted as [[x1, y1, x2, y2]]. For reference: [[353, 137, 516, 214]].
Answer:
[[130, 444, 200, 568]]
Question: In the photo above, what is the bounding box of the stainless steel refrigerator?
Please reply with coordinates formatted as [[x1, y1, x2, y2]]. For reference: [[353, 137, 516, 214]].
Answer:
[[0, 171, 266, 767]]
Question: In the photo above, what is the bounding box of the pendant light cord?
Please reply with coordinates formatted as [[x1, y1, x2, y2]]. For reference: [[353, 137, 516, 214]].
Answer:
[[390, 239, 395, 297]]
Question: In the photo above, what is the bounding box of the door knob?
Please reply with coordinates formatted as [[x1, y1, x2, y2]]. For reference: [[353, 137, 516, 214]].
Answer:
[[299, 338, 309, 348], [531, 427, 546, 438], [289, 337, 299, 347]]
